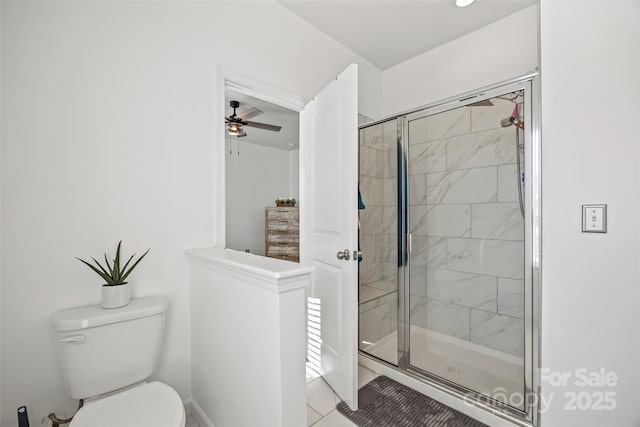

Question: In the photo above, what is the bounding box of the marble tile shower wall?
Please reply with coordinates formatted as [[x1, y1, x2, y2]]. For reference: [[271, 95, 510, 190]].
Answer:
[[408, 100, 525, 358], [359, 118, 398, 345]]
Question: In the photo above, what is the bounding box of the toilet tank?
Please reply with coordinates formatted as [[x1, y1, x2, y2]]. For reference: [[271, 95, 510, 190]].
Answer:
[[53, 296, 169, 399]]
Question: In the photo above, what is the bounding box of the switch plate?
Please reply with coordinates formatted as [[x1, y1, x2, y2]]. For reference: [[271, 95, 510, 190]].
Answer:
[[582, 204, 607, 233]]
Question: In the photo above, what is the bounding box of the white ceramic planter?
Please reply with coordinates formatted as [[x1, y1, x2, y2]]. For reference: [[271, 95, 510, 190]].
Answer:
[[101, 283, 131, 309]]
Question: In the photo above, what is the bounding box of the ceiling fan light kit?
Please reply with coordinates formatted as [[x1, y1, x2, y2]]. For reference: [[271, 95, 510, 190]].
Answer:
[[227, 122, 244, 136]]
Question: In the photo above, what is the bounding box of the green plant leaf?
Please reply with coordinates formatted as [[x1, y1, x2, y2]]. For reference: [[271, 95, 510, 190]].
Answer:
[[121, 248, 150, 282], [114, 241, 122, 282], [120, 254, 135, 277], [112, 259, 120, 283], [78, 242, 149, 286], [107, 253, 121, 284], [104, 254, 113, 275], [76, 257, 115, 285], [91, 257, 110, 277]]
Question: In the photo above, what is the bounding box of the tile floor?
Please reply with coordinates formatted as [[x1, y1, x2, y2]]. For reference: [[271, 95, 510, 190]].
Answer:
[[306, 363, 380, 427]]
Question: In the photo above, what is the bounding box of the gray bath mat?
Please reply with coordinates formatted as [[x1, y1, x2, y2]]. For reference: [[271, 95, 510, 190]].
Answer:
[[337, 376, 487, 427]]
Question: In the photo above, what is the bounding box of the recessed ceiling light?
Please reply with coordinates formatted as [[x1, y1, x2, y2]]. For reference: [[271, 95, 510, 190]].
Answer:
[[455, 0, 474, 7]]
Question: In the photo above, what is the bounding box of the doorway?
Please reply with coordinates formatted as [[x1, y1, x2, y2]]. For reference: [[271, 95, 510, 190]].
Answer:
[[224, 88, 300, 261], [215, 64, 362, 413]]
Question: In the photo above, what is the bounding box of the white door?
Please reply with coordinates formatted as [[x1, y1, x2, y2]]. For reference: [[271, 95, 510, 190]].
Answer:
[[300, 64, 359, 410]]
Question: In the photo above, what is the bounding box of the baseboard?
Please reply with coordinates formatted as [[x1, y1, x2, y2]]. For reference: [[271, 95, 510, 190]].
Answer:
[[188, 398, 215, 427]]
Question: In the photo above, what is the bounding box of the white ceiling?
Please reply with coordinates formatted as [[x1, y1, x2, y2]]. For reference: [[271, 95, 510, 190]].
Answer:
[[279, 0, 536, 70], [225, 89, 300, 151], [224, 1, 535, 149]]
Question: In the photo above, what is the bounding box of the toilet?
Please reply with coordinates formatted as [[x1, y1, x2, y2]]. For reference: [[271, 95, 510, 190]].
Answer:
[[53, 296, 185, 427]]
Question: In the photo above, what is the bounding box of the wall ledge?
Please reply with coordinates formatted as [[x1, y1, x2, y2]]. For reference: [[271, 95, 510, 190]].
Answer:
[[185, 247, 313, 293]]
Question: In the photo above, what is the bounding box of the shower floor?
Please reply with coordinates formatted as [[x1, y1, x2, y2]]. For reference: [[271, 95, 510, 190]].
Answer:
[[360, 325, 525, 408]]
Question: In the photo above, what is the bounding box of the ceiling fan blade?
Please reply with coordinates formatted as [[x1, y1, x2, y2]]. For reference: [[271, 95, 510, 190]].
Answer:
[[236, 107, 263, 121], [245, 121, 282, 132]]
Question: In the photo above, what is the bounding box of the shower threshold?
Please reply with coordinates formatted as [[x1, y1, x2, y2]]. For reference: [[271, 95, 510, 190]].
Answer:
[[361, 325, 524, 408]]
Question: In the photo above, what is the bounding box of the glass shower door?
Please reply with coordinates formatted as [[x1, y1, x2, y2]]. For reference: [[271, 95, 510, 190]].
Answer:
[[358, 118, 399, 366], [405, 90, 527, 410]]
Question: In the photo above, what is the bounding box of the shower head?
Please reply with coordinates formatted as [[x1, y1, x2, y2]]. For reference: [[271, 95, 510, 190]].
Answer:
[[501, 104, 524, 128], [501, 116, 525, 129]]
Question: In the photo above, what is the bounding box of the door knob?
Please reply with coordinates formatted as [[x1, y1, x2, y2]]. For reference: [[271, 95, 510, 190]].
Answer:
[[336, 249, 351, 261]]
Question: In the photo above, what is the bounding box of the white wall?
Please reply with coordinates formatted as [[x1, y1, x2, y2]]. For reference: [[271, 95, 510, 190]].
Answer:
[[226, 141, 292, 256], [0, 0, 3, 420], [0, 2, 381, 425], [0, 1, 3, 420], [289, 149, 300, 200], [540, 2, 640, 426], [381, 4, 538, 116]]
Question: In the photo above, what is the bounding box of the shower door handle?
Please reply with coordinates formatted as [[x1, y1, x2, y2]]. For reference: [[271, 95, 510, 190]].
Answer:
[[336, 249, 351, 261]]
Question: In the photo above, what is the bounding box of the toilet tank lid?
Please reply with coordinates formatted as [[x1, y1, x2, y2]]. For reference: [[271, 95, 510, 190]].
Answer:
[[53, 296, 168, 332]]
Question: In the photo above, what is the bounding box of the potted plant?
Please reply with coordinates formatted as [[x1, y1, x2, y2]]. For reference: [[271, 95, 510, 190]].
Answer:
[[77, 241, 150, 309], [275, 197, 297, 207]]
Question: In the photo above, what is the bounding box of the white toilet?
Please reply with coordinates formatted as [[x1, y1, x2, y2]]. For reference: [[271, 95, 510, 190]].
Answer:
[[53, 296, 185, 427]]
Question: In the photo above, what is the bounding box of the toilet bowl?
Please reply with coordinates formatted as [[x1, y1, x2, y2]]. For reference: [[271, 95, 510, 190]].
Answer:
[[70, 382, 185, 427], [53, 296, 185, 427]]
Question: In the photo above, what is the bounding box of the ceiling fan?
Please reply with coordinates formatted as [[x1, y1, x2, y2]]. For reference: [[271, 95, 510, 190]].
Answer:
[[225, 100, 282, 137]]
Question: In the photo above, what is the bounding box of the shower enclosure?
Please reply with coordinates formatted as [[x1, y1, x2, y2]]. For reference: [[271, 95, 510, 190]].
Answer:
[[358, 77, 539, 424]]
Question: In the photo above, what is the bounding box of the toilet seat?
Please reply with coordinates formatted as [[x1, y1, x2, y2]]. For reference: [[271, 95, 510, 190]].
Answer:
[[70, 381, 185, 427]]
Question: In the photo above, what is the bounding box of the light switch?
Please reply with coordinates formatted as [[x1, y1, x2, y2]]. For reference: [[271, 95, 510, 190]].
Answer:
[[582, 204, 607, 233]]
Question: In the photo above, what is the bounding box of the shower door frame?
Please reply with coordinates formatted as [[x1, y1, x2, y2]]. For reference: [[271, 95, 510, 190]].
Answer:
[[360, 74, 541, 427]]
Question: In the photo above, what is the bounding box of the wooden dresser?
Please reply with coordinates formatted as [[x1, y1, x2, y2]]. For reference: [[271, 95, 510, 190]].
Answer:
[[265, 207, 299, 262]]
